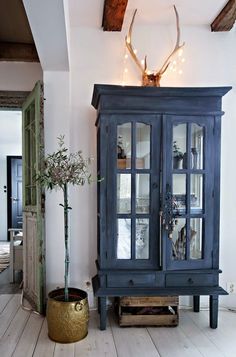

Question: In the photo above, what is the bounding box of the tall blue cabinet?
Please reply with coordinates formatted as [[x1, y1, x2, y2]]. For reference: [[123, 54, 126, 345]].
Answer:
[[91, 85, 231, 330]]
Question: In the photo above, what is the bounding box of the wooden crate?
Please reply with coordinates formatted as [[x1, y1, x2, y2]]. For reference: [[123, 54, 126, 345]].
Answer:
[[118, 296, 179, 327]]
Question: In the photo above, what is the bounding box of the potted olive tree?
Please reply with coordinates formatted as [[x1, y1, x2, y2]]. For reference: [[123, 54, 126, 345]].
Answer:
[[38, 135, 92, 343]]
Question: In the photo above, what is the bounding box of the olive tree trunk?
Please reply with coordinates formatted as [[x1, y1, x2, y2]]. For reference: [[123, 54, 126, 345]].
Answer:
[[63, 183, 69, 301]]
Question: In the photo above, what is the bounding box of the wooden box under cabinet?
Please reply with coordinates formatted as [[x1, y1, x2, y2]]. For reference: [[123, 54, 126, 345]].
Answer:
[[118, 296, 179, 327], [91, 84, 231, 330]]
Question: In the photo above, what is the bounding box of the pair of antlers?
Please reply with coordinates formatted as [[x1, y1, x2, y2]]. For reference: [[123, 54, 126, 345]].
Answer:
[[125, 5, 185, 86]]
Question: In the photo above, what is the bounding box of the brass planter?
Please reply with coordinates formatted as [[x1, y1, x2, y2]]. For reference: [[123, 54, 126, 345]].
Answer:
[[47, 288, 89, 343]]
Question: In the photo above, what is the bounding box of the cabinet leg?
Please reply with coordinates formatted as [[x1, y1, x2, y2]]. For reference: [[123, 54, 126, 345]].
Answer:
[[99, 296, 107, 330], [97, 297, 100, 314], [193, 296, 200, 312], [209, 295, 218, 329]]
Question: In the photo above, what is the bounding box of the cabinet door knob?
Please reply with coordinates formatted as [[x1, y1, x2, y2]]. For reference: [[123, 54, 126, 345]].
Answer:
[[129, 279, 134, 286], [188, 278, 194, 285]]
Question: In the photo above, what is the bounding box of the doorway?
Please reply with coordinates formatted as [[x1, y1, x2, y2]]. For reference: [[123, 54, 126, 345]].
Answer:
[[7, 156, 23, 239], [0, 110, 22, 293]]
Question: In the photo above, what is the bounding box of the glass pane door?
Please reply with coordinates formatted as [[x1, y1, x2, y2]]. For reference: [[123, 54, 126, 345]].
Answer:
[[165, 116, 213, 270], [112, 117, 160, 268]]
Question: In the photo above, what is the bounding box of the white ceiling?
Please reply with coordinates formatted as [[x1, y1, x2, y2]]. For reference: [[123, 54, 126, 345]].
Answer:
[[21, 0, 230, 71], [124, 0, 229, 26], [69, 0, 229, 27], [22, 0, 69, 71]]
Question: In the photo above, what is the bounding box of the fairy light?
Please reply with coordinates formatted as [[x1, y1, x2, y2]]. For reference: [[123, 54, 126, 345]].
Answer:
[[178, 48, 183, 57], [121, 45, 130, 86], [166, 48, 185, 79]]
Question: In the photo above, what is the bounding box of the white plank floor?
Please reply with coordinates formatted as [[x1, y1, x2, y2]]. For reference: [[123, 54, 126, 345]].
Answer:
[[1, 294, 236, 357]]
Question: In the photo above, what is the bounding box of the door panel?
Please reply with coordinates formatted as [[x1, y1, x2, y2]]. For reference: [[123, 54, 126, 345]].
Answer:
[[11, 158, 22, 228], [107, 115, 161, 269], [163, 115, 214, 270], [22, 81, 45, 313]]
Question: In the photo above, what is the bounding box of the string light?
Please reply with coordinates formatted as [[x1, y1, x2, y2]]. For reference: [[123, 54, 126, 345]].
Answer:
[[121, 45, 129, 86], [167, 48, 186, 78]]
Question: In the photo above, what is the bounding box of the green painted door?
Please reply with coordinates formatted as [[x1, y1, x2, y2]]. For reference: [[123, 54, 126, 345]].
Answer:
[[22, 81, 45, 313]]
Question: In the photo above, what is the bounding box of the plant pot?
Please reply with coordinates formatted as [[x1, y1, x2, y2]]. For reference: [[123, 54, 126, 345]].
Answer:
[[173, 156, 183, 169], [46, 288, 89, 343]]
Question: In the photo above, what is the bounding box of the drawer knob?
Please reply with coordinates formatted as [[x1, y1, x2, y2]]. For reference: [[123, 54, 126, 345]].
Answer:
[[188, 278, 194, 284], [129, 279, 134, 286]]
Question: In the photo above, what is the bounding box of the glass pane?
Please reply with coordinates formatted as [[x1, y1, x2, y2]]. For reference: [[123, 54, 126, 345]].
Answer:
[[135, 219, 149, 259], [191, 174, 203, 213], [117, 219, 131, 259], [24, 102, 36, 206], [172, 218, 186, 260], [136, 174, 150, 213], [136, 123, 150, 169], [117, 123, 131, 169], [173, 174, 186, 213], [190, 218, 203, 259], [173, 124, 186, 170], [191, 124, 204, 169], [117, 174, 131, 214]]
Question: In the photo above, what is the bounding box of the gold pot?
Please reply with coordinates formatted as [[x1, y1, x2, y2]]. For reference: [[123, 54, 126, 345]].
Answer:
[[47, 288, 89, 343]]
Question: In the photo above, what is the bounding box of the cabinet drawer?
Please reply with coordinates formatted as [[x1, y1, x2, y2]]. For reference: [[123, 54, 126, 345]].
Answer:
[[107, 273, 156, 288], [166, 273, 215, 287]]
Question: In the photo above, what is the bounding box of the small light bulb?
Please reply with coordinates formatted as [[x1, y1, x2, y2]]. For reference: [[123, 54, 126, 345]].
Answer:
[[124, 54, 128, 59], [178, 70, 183, 75], [147, 70, 152, 75], [173, 60, 177, 65], [134, 49, 137, 54], [178, 48, 183, 57], [121, 81, 126, 86], [181, 58, 185, 63], [141, 59, 145, 65], [170, 65, 173, 71], [124, 68, 128, 73]]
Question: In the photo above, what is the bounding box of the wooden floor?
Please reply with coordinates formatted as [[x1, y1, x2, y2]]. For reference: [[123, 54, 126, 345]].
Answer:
[[0, 267, 22, 294], [0, 294, 236, 357]]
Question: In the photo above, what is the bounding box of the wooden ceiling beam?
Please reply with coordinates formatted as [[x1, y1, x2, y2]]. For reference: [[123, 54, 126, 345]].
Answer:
[[0, 42, 39, 62], [102, 0, 128, 31], [211, 0, 236, 32]]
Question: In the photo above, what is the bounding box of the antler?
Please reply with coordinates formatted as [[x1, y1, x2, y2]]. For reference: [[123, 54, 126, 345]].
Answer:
[[158, 5, 185, 75], [125, 9, 146, 74], [125, 5, 185, 86]]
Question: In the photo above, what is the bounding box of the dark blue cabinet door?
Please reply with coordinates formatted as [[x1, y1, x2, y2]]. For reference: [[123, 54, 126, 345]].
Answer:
[[106, 114, 161, 269], [163, 115, 214, 270]]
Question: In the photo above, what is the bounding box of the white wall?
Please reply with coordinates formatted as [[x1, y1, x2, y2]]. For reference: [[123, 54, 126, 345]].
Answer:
[[43, 1, 236, 308], [43, 70, 71, 293], [0, 111, 22, 241], [0, 62, 42, 91]]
